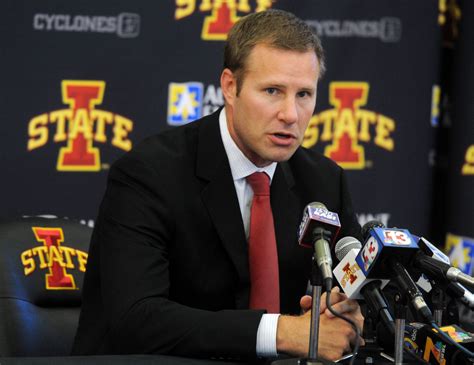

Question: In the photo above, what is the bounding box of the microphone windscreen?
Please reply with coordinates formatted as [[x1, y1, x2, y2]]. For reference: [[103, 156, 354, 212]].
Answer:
[[335, 236, 361, 261], [361, 220, 385, 240]]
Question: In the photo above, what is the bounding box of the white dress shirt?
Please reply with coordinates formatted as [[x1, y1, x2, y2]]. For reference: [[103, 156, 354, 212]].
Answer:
[[218, 108, 280, 357]]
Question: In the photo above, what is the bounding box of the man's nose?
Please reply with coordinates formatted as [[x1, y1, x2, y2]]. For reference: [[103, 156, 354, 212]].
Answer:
[[277, 97, 298, 124]]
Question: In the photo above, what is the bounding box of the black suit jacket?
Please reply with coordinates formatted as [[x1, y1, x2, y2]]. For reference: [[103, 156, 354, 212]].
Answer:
[[72, 109, 361, 358]]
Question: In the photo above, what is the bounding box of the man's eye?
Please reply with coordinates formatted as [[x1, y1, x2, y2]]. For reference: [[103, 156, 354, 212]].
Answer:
[[297, 91, 311, 98], [265, 88, 278, 95]]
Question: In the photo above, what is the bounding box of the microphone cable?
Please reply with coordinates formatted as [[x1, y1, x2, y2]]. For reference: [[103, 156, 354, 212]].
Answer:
[[324, 289, 361, 365], [402, 343, 430, 365], [325, 292, 432, 365], [430, 321, 474, 360]]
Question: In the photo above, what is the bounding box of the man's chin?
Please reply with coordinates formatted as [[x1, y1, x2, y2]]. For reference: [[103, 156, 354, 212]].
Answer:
[[251, 146, 299, 166], [264, 151, 297, 164], [274, 146, 299, 161]]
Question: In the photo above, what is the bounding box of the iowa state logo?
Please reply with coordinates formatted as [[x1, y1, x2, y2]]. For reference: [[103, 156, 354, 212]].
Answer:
[[174, 0, 273, 41], [340, 262, 359, 288], [303, 82, 396, 169], [462, 144, 474, 175], [27, 80, 133, 172], [21, 227, 88, 290]]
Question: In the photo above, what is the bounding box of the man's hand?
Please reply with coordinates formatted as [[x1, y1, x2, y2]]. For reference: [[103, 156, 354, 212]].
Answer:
[[277, 288, 364, 360], [300, 286, 344, 316], [300, 287, 362, 318]]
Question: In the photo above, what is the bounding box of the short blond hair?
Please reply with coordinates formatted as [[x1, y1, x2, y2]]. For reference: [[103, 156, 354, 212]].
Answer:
[[224, 9, 325, 94]]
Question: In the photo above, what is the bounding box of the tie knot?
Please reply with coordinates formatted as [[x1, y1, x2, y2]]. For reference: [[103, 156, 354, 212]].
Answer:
[[246, 172, 270, 196]]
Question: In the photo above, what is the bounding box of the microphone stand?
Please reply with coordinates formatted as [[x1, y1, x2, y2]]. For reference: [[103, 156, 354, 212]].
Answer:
[[393, 292, 407, 365], [272, 253, 336, 365], [430, 282, 446, 326], [307, 255, 331, 364], [390, 292, 418, 365]]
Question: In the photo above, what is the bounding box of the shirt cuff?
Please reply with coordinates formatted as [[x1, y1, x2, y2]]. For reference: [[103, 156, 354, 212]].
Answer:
[[256, 313, 280, 358]]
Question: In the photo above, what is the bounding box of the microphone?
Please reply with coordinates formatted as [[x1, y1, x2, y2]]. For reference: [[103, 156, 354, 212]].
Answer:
[[375, 322, 420, 354], [355, 222, 434, 322], [377, 322, 474, 364], [333, 236, 395, 335], [414, 237, 474, 291], [361, 219, 385, 238], [449, 282, 474, 309], [298, 202, 341, 290], [460, 286, 474, 309], [413, 237, 474, 309]]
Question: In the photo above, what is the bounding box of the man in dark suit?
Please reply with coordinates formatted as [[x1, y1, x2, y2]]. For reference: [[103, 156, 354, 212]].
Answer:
[[73, 9, 364, 361]]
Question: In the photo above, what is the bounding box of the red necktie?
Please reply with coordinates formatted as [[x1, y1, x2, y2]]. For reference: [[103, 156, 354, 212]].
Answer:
[[246, 172, 280, 313]]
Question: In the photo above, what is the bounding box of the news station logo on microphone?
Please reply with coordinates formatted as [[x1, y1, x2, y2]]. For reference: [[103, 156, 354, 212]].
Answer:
[[355, 227, 418, 277], [361, 236, 378, 272], [382, 229, 412, 246], [341, 262, 359, 286], [337, 259, 363, 295], [411, 324, 474, 365], [333, 236, 390, 299], [297, 204, 341, 248], [173, 0, 274, 41]]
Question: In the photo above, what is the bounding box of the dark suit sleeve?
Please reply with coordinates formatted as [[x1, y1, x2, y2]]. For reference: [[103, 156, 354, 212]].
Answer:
[[337, 168, 362, 241], [89, 155, 263, 358]]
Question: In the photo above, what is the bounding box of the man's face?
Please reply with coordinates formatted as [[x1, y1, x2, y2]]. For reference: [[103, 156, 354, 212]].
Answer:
[[221, 43, 319, 167]]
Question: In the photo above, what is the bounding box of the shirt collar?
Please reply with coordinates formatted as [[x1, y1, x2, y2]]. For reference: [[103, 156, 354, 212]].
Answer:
[[219, 108, 277, 182]]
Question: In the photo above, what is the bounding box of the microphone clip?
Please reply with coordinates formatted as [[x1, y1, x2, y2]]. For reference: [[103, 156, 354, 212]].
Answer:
[[311, 227, 332, 247]]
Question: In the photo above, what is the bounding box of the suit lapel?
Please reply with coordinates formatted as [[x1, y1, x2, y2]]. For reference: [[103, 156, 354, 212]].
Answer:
[[271, 162, 300, 265], [195, 110, 307, 310], [272, 161, 313, 313], [195, 112, 250, 308]]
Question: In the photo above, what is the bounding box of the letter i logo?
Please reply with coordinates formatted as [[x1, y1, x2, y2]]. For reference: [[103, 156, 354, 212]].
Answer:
[[32, 227, 76, 290], [57, 80, 105, 171]]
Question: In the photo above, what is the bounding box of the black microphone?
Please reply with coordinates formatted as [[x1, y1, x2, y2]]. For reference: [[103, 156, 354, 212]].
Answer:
[[356, 221, 434, 322], [333, 236, 395, 336], [377, 322, 474, 364], [446, 282, 474, 309], [411, 237, 474, 309], [413, 237, 474, 291], [361, 220, 385, 239], [298, 202, 341, 290]]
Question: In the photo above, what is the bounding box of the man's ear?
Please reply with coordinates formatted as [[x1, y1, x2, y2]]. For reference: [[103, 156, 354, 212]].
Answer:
[[220, 68, 237, 107]]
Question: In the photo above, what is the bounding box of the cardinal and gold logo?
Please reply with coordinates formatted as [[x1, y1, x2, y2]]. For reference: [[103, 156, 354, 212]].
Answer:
[[175, 0, 273, 41], [21, 227, 88, 290], [340, 262, 359, 288], [303, 82, 396, 169], [27, 80, 133, 172], [462, 145, 474, 175]]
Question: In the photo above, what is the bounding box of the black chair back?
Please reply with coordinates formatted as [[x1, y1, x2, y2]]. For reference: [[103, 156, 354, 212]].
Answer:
[[0, 217, 92, 356]]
